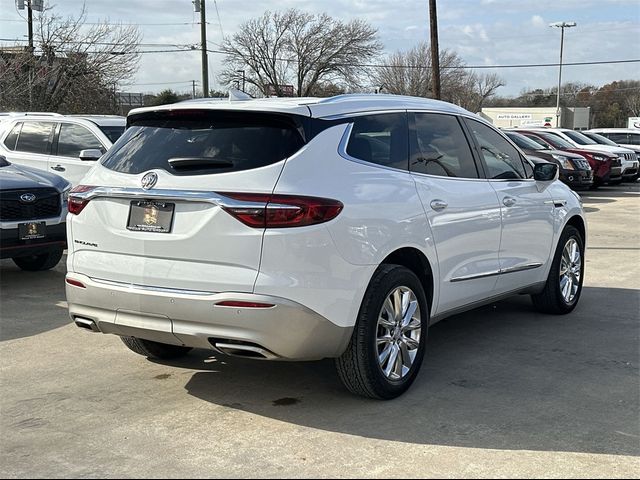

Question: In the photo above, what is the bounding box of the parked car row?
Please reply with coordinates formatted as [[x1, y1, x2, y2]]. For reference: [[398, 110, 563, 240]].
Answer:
[[504, 127, 639, 190]]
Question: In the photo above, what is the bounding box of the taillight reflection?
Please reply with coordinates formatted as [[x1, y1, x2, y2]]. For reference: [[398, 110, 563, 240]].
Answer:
[[67, 185, 96, 215]]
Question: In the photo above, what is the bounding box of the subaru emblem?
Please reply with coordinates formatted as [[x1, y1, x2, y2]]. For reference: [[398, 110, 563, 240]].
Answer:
[[141, 172, 158, 190], [19, 193, 36, 203]]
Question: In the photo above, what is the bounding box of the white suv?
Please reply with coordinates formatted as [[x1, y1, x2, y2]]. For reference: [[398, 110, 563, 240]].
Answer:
[[0, 114, 125, 186], [65, 95, 586, 399]]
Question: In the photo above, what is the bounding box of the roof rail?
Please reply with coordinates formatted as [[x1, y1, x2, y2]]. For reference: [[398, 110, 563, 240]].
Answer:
[[4, 111, 63, 117]]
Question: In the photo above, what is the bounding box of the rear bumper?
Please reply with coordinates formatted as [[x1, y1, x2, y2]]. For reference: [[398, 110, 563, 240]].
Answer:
[[66, 273, 352, 361]]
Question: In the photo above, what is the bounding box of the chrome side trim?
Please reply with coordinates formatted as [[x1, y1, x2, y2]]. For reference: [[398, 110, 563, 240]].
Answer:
[[450, 262, 543, 282], [499, 262, 543, 274], [450, 270, 501, 283], [91, 277, 216, 296]]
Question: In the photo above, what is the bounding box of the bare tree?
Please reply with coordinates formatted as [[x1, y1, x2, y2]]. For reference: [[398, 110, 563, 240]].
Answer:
[[219, 9, 381, 97], [0, 4, 140, 112]]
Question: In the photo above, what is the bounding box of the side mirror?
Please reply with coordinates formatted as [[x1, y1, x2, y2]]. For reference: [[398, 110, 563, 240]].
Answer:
[[533, 162, 559, 182], [79, 149, 103, 161]]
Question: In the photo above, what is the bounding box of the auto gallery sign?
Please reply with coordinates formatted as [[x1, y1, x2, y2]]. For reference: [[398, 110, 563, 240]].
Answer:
[[496, 113, 533, 120]]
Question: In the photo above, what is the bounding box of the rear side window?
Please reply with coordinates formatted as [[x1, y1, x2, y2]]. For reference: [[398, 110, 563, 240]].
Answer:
[[466, 119, 527, 180], [57, 123, 105, 158], [98, 126, 125, 143], [410, 113, 478, 178], [346, 113, 408, 170], [606, 132, 628, 144], [101, 111, 307, 176], [15, 122, 54, 154], [3, 123, 21, 150]]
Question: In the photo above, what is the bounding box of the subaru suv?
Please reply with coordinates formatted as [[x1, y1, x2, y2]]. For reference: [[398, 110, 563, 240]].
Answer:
[[65, 95, 586, 399]]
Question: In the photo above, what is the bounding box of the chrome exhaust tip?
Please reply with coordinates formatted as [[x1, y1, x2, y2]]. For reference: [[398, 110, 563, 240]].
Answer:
[[210, 338, 278, 360], [74, 316, 99, 332]]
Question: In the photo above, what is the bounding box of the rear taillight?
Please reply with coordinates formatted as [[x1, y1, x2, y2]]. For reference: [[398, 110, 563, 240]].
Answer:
[[68, 185, 96, 215], [219, 192, 343, 228]]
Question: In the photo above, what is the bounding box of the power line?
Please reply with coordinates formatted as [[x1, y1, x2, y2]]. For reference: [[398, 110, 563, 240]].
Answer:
[[212, 0, 225, 39], [0, 18, 203, 26]]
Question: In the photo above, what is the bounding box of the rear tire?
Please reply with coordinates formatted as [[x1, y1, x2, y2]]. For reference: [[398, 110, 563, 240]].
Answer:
[[532, 225, 584, 314], [12, 248, 63, 271], [120, 336, 192, 360], [336, 265, 429, 400]]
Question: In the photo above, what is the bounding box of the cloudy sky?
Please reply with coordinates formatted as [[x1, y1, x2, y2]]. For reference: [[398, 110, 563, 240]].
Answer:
[[1, 0, 639, 97]]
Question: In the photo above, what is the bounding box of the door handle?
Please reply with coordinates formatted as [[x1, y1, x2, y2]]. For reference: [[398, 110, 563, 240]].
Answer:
[[51, 165, 66, 172], [503, 196, 517, 207], [430, 199, 448, 211]]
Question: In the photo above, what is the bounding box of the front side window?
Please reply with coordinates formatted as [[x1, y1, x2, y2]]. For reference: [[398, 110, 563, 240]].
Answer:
[[58, 123, 105, 158], [15, 122, 53, 155], [466, 119, 526, 180], [410, 113, 478, 178], [346, 113, 408, 170], [605, 133, 627, 143]]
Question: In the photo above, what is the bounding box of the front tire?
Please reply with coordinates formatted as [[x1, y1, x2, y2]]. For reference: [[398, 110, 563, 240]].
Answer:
[[336, 265, 429, 399], [532, 225, 584, 314], [120, 336, 192, 360], [12, 248, 63, 271]]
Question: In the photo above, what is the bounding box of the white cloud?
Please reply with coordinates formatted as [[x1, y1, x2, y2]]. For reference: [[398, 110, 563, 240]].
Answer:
[[531, 15, 546, 28]]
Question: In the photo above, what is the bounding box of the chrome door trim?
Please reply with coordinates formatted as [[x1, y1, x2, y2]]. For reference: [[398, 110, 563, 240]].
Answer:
[[450, 262, 543, 282]]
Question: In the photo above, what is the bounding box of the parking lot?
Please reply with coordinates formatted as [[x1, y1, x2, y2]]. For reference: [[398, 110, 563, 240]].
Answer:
[[1, 183, 638, 478]]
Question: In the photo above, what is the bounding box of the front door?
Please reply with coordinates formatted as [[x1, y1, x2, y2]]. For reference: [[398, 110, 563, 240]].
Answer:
[[464, 118, 555, 293], [409, 112, 502, 315]]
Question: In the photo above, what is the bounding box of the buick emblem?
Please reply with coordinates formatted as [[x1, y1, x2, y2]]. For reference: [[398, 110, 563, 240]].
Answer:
[[19, 193, 36, 203], [141, 172, 158, 190]]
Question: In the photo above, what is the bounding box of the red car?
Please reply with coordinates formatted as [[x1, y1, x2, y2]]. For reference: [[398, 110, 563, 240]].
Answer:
[[516, 129, 622, 187]]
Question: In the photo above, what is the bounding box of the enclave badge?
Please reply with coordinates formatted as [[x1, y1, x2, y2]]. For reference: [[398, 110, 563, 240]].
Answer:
[[141, 172, 158, 190]]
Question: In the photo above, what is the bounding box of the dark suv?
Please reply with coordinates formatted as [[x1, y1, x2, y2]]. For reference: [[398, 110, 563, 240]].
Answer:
[[504, 130, 593, 189], [0, 155, 69, 270]]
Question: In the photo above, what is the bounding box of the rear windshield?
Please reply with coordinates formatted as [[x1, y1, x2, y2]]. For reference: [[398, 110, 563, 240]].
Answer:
[[563, 130, 597, 145], [98, 126, 125, 143], [537, 132, 574, 149], [101, 111, 308, 175], [505, 132, 546, 150]]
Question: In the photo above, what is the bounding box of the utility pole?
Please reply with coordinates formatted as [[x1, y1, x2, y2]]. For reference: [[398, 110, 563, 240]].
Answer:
[[550, 21, 577, 127], [17, 0, 43, 108], [200, 1, 209, 97], [428, 0, 441, 100], [236, 70, 245, 92], [192, 80, 197, 99]]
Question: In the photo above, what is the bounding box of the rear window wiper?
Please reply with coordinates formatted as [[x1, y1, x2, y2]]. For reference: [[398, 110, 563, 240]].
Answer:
[[168, 157, 234, 169]]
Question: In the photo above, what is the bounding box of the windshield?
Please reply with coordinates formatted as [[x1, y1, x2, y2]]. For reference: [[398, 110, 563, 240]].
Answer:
[[584, 132, 617, 146], [98, 125, 125, 143], [536, 132, 574, 149], [505, 132, 546, 150], [563, 130, 598, 145]]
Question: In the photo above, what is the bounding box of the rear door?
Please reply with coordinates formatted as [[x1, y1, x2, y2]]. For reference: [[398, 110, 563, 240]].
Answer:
[[409, 112, 502, 314], [2, 121, 54, 173], [50, 122, 108, 185], [68, 109, 309, 294], [464, 118, 555, 293]]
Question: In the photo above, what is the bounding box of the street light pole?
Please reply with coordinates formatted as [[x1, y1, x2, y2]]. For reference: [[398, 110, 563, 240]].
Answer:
[[550, 21, 576, 127]]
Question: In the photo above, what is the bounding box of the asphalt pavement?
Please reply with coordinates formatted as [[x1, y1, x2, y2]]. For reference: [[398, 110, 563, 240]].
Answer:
[[1, 182, 638, 478]]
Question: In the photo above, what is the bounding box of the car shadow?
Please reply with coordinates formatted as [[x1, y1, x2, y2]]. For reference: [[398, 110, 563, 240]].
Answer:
[[176, 286, 639, 456], [0, 258, 69, 341]]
